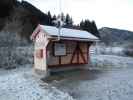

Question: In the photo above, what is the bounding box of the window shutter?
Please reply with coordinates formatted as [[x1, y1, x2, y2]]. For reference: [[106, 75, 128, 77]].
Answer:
[[36, 49, 43, 59], [40, 49, 43, 58]]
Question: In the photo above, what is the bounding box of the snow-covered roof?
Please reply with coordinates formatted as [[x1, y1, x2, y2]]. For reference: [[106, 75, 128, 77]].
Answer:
[[40, 25, 99, 41]]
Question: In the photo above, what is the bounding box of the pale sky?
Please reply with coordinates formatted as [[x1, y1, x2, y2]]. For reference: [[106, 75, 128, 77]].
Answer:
[[20, 0, 133, 31]]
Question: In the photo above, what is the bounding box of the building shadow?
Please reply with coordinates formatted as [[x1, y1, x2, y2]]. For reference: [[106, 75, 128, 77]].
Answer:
[[42, 68, 105, 83]]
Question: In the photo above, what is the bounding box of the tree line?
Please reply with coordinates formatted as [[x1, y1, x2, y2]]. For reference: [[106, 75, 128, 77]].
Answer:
[[46, 11, 100, 38], [46, 11, 73, 27], [0, 0, 100, 40]]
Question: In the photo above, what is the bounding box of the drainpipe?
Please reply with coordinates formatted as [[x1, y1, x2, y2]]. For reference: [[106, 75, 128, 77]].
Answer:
[[58, 21, 61, 41]]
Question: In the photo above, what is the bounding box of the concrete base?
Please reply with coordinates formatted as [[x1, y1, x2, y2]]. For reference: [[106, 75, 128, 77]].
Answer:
[[33, 69, 50, 79]]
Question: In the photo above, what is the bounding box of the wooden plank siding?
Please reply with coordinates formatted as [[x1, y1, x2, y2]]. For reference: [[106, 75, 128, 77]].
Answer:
[[47, 40, 91, 67]]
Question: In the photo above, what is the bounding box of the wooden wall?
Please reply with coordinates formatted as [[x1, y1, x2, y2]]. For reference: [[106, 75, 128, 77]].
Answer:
[[47, 40, 91, 67], [34, 31, 48, 71]]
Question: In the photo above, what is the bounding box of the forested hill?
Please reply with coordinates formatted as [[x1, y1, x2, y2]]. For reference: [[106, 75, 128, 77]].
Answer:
[[0, 0, 99, 41], [99, 27, 133, 46], [0, 0, 51, 40]]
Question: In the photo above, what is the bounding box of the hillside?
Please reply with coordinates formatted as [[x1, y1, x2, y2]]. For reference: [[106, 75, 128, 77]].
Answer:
[[99, 27, 133, 46], [0, 0, 50, 40], [0, 0, 100, 40]]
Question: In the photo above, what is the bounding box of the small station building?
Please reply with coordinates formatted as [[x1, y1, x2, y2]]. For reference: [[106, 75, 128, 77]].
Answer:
[[31, 24, 99, 76]]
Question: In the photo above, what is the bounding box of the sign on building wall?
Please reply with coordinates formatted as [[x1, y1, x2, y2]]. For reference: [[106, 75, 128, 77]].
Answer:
[[54, 43, 66, 56]]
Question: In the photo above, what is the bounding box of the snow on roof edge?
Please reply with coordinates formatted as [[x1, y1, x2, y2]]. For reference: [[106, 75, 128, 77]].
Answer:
[[40, 25, 99, 41]]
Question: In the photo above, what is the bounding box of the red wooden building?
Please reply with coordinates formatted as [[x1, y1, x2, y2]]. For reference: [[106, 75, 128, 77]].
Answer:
[[31, 24, 99, 76]]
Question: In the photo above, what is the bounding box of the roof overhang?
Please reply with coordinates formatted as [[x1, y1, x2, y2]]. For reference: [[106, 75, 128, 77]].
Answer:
[[48, 35, 100, 42], [31, 24, 100, 42]]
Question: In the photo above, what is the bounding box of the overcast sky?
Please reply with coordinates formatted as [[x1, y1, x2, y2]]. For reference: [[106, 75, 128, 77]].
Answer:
[[21, 0, 133, 31]]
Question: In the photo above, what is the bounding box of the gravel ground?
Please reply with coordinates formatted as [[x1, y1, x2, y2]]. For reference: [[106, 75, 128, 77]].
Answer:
[[49, 68, 133, 100], [0, 55, 133, 100], [0, 66, 74, 100], [90, 55, 133, 69], [48, 55, 133, 100]]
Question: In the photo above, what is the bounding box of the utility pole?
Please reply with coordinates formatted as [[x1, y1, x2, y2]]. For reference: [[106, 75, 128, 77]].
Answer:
[[57, 0, 62, 40]]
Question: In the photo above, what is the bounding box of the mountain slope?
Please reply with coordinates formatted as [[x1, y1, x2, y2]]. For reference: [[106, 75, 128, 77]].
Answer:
[[99, 27, 133, 46], [0, 0, 50, 40]]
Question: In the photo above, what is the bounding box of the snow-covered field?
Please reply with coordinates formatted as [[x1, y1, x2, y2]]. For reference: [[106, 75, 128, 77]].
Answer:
[[90, 55, 133, 69], [0, 66, 74, 100], [0, 55, 133, 100], [49, 55, 133, 100], [50, 68, 133, 100]]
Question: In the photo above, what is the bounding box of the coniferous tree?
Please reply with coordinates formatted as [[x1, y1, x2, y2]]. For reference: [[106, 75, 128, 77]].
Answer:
[[80, 19, 100, 38], [65, 14, 73, 27], [70, 17, 73, 26], [91, 21, 100, 38], [47, 11, 52, 25], [0, 0, 17, 31], [52, 15, 57, 20], [65, 14, 70, 25], [51, 14, 57, 26], [80, 20, 84, 28], [0, 0, 17, 17], [61, 13, 65, 22]]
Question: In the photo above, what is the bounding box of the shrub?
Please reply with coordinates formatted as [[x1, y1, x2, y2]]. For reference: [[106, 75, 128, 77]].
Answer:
[[123, 44, 133, 57]]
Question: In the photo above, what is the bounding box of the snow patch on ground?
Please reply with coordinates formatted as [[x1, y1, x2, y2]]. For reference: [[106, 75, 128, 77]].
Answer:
[[90, 55, 133, 69], [50, 69, 133, 100], [0, 55, 133, 100], [48, 55, 133, 100], [0, 67, 74, 100]]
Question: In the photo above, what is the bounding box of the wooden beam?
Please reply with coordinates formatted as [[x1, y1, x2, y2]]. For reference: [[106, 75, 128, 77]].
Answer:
[[79, 46, 87, 63], [70, 43, 78, 64], [77, 43, 80, 64], [59, 56, 61, 65]]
